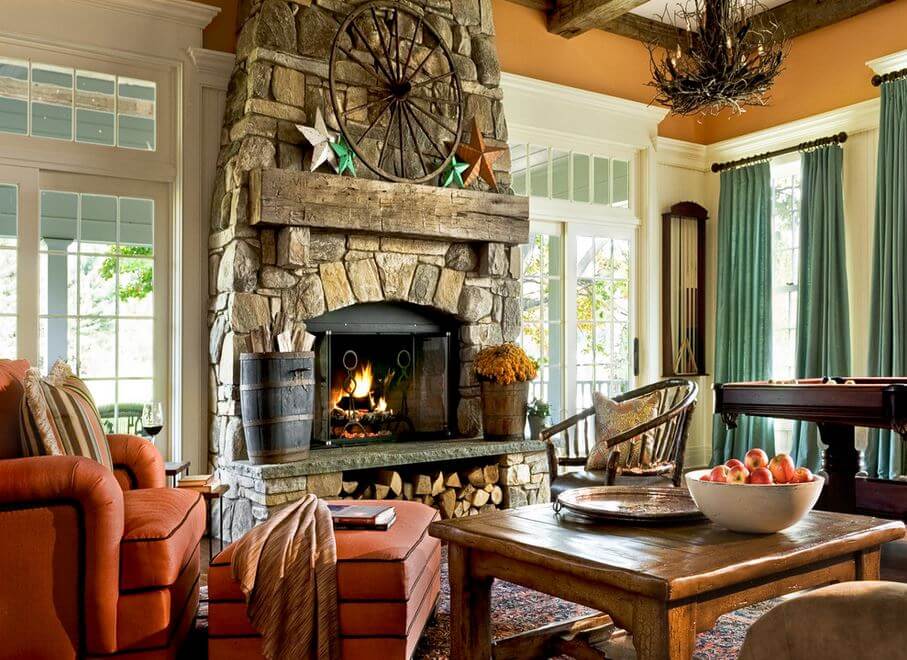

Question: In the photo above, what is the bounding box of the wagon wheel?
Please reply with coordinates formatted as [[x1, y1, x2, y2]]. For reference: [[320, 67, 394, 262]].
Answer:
[[329, 0, 464, 183]]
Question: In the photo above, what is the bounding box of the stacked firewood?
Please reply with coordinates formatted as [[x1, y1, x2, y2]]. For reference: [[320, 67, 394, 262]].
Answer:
[[339, 464, 505, 519]]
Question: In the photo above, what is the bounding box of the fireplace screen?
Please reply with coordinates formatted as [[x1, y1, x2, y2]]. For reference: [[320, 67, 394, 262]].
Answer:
[[308, 303, 458, 446]]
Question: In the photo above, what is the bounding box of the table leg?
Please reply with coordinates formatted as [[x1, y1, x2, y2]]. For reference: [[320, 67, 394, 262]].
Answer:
[[448, 545, 492, 660], [817, 423, 860, 513], [856, 547, 881, 580], [633, 601, 697, 660]]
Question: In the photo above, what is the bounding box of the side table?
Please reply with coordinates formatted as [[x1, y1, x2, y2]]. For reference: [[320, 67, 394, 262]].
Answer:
[[164, 460, 190, 487], [202, 484, 230, 560]]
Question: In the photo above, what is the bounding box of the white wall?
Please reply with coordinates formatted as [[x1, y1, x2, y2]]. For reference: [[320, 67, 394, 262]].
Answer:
[[655, 141, 713, 468]]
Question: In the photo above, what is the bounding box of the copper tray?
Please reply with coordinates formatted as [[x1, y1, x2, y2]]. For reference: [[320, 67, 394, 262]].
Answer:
[[555, 487, 706, 522]]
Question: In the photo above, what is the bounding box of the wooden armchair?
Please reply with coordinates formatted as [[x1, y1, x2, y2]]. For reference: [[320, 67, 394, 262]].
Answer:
[[542, 379, 698, 500]]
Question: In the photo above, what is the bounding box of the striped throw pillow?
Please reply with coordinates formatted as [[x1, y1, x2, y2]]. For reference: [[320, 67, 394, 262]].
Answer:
[[20, 361, 113, 470]]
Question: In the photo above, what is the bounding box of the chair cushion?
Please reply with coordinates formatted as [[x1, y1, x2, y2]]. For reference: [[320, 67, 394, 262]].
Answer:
[[586, 390, 660, 470], [0, 359, 28, 459], [20, 362, 113, 470], [120, 488, 205, 591]]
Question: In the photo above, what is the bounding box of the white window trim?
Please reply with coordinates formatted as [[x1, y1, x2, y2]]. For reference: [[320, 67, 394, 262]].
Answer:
[[0, 0, 222, 467]]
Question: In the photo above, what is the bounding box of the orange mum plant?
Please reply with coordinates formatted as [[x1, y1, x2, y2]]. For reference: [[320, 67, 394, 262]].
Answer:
[[474, 343, 538, 385]]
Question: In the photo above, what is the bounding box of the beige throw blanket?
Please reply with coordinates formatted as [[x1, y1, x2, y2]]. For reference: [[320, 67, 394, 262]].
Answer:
[[231, 494, 339, 660]]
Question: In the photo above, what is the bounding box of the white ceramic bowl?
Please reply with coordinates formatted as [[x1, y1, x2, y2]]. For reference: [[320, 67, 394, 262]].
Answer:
[[685, 469, 824, 534]]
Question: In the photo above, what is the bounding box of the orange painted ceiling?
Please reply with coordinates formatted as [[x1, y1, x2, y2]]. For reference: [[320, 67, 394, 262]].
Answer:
[[196, 0, 907, 144]]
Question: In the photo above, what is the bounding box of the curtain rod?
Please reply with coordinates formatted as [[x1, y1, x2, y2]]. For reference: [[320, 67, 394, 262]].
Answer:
[[872, 67, 907, 87], [710, 132, 848, 174]]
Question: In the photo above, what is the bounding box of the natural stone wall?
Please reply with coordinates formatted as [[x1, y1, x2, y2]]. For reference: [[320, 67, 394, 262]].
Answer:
[[208, 0, 518, 475], [215, 448, 550, 542]]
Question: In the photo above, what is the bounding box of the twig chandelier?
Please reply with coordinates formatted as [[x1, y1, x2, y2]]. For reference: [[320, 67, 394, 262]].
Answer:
[[647, 0, 788, 117]]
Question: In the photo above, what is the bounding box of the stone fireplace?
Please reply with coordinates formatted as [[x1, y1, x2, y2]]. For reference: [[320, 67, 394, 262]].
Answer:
[[208, 0, 547, 540]]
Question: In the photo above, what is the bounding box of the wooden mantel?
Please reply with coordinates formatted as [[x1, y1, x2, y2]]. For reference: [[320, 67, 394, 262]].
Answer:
[[249, 169, 530, 246]]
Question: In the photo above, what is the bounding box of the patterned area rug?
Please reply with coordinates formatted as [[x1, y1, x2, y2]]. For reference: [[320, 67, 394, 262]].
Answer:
[[411, 548, 776, 659], [196, 547, 776, 659]]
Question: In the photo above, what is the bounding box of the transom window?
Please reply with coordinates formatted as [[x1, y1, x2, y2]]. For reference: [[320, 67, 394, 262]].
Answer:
[[0, 58, 156, 151], [510, 144, 631, 209], [38, 189, 155, 434]]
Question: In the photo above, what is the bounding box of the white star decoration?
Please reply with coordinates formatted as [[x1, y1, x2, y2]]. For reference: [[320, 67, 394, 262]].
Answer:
[[297, 108, 339, 172]]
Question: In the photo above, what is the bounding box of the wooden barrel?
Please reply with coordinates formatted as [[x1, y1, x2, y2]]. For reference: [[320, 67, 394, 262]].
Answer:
[[481, 381, 529, 441], [240, 352, 314, 464]]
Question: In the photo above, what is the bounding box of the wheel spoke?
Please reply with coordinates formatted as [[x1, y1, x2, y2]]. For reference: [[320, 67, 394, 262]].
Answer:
[[371, 7, 399, 86], [409, 70, 455, 93], [407, 44, 440, 83], [393, 9, 401, 84], [397, 96, 406, 177], [402, 102, 429, 175], [337, 43, 391, 88], [407, 98, 457, 136], [348, 21, 396, 86], [342, 93, 394, 118], [403, 101, 448, 159], [401, 15, 423, 86], [359, 97, 394, 142], [407, 93, 460, 107], [378, 101, 399, 171]]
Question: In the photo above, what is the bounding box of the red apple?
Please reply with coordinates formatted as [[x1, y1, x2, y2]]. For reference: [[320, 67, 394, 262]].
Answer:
[[768, 454, 797, 484], [744, 448, 769, 471], [709, 465, 730, 483], [793, 467, 814, 484], [728, 465, 750, 484], [725, 459, 746, 471], [700, 474, 711, 482], [748, 467, 774, 484]]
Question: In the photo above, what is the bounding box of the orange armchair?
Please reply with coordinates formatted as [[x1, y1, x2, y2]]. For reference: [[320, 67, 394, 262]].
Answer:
[[0, 444, 205, 660]]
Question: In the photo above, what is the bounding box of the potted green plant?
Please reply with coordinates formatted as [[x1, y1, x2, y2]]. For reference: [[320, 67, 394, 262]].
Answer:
[[526, 398, 550, 441], [474, 343, 538, 441]]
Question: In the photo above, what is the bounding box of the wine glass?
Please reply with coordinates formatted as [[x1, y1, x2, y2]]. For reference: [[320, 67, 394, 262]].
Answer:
[[141, 401, 164, 441]]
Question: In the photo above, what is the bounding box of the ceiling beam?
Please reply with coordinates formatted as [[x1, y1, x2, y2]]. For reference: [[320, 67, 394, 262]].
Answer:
[[751, 0, 894, 40], [598, 13, 691, 50], [548, 0, 650, 39]]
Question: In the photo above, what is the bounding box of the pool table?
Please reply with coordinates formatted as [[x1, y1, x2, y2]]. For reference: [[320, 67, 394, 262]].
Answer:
[[714, 378, 907, 513]]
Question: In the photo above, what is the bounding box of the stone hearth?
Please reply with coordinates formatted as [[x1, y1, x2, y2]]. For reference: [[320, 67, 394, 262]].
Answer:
[[207, 0, 536, 539]]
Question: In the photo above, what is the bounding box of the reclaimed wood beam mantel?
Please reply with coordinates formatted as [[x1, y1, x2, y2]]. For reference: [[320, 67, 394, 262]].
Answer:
[[249, 169, 530, 245], [548, 0, 650, 39]]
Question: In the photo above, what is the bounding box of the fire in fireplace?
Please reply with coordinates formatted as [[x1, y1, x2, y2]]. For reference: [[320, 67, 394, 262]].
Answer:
[[307, 303, 460, 447]]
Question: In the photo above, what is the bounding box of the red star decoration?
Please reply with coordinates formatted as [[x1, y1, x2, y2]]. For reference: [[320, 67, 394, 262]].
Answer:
[[449, 119, 506, 189]]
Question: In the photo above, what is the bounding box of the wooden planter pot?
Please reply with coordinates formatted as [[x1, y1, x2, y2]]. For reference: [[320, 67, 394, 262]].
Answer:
[[480, 381, 529, 441]]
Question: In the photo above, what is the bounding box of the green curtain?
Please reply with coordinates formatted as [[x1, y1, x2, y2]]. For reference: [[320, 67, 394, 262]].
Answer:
[[712, 162, 775, 465], [867, 78, 907, 480], [791, 145, 851, 472]]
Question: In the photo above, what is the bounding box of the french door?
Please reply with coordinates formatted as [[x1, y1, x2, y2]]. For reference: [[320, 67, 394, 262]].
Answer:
[[0, 165, 170, 451], [522, 220, 636, 424]]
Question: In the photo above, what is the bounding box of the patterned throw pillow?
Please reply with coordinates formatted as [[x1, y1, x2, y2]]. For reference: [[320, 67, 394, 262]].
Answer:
[[585, 391, 661, 471], [20, 361, 113, 470]]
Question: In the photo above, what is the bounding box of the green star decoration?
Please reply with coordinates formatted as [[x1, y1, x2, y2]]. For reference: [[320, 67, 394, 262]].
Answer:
[[440, 156, 469, 188], [330, 135, 356, 176]]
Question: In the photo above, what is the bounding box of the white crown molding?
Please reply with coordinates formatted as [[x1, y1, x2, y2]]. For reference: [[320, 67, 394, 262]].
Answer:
[[502, 72, 669, 125], [74, 0, 220, 30], [189, 47, 235, 90], [867, 49, 907, 75], [705, 98, 880, 168], [656, 137, 708, 171]]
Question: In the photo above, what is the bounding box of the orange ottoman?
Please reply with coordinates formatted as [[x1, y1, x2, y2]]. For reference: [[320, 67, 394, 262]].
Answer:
[[208, 500, 441, 660]]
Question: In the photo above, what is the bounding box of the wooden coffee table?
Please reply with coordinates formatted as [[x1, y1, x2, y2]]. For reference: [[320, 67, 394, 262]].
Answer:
[[429, 505, 905, 660]]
